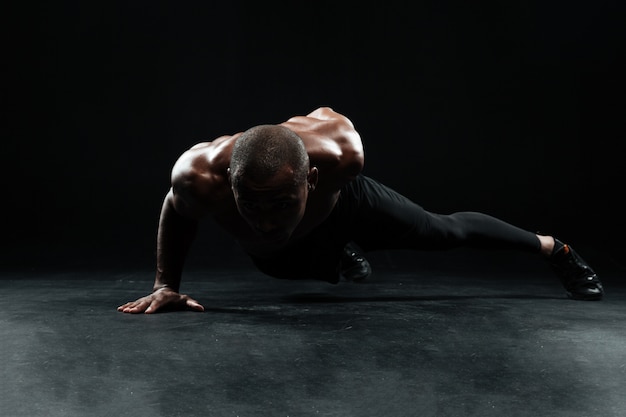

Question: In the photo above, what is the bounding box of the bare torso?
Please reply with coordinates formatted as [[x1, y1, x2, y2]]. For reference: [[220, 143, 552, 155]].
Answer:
[[169, 107, 365, 257]]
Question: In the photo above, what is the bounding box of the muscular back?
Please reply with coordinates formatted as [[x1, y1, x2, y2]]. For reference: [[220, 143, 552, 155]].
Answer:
[[168, 107, 365, 248]]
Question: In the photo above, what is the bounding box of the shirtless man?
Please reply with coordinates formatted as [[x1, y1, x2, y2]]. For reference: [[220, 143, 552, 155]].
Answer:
[[118, 107, 604, 314]]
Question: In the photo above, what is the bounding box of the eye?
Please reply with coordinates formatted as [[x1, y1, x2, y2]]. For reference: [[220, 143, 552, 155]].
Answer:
[[240, 201, 258, 211], [275, 201, 295, 210]]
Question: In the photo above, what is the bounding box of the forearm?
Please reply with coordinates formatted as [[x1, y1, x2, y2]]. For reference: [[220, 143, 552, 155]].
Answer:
[[153, 192, 199, 292]]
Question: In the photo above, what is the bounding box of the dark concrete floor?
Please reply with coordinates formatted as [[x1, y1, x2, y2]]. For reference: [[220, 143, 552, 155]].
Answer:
[[1, 249, 625, 417]]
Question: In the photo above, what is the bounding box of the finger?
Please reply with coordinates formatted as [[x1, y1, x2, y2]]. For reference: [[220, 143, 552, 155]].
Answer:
[[144, 298, 163, 314], [118, 298, 146, 312], [117, 301, 137, 311], [186, 298, 205, 312], [124, 300, 150, 314], [117, 302, 135, 313]]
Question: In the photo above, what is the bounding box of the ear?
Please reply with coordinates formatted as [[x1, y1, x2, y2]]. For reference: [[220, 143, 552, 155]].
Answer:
[[307, 166, 319, 191]]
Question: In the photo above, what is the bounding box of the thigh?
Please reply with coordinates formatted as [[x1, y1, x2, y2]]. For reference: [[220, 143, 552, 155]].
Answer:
[[345, 176, 460, 251], [346, 176, 539, 253]]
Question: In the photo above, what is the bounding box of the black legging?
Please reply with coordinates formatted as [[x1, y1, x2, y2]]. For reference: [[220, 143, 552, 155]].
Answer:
[[250, 175, 541, 283]]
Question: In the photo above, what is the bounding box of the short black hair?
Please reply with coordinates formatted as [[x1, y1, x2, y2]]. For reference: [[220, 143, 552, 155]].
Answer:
[[229, 124, 309, 188]]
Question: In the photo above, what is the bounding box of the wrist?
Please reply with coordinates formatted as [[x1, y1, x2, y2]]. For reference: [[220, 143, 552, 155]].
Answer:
[[152, 284, 178, 293]]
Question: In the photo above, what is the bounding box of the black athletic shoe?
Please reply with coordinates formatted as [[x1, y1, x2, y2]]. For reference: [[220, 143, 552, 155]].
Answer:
[[550, 239, 604, 301], [340, 242, 371, 282]]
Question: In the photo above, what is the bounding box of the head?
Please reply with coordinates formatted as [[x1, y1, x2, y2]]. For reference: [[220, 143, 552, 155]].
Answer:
[[228, 124, 318, 242]]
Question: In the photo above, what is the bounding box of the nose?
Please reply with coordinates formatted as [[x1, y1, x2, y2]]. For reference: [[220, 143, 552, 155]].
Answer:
[[255, 218, 278, 235]]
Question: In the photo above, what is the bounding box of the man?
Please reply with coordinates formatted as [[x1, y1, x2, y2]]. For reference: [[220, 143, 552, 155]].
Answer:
[[118, 107, 603, 314]]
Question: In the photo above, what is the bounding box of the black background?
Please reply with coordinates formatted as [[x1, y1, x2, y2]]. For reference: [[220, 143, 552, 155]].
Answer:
[[3, 1, 625, 269]]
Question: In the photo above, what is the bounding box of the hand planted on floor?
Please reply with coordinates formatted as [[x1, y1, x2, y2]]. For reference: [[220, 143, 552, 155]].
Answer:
[[117, 287, 205, 314]]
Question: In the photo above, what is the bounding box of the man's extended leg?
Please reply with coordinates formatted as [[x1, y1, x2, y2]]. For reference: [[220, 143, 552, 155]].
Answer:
[[340, 175, 604, 300]]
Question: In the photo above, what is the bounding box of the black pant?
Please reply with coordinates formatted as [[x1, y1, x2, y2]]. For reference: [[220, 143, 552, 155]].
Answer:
[[250, 175, 541, 283]]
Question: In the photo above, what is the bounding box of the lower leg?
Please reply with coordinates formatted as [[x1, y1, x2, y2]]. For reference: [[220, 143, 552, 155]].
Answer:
[[537, 234, 555, 257], [426, 213, 604, 301]]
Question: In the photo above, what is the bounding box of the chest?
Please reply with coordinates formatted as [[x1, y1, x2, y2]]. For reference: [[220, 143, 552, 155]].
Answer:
[[212, 192, 339, 256]]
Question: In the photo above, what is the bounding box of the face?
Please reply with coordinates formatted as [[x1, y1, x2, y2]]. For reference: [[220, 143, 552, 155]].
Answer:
[[230, 166, 316, 244]]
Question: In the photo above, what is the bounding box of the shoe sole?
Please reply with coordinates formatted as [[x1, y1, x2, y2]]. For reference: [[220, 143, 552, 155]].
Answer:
[[567, 291, 603, 301]]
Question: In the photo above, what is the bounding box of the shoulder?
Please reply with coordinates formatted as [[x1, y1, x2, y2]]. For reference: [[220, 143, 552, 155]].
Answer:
[[170, 135, 238, 217], [284, 106, 355, 132], [305, 106, 355, 126], [281, 107, 359, 147], [283, 107, 365, 186]]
